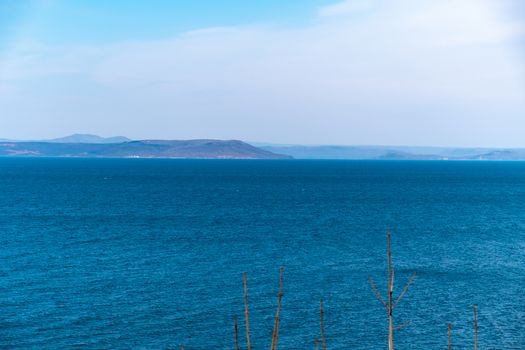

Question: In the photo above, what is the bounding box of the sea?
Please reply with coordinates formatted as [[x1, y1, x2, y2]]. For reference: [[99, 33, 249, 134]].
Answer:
[[0, 158, 524, 349]]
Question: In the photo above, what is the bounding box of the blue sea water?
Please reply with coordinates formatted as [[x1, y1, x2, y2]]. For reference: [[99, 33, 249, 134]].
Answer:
[[0, 158, 524, 349]]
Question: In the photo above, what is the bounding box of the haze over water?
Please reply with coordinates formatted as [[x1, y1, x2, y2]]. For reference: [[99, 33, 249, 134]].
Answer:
[[0, 158, 524, 349]]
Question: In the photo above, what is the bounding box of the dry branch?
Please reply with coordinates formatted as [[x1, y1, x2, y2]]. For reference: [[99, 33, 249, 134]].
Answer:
[[234, 317, 239, 350], [393, 272, 417, 309], [368, 276, 387, 310], [392, 320, 411, 331], [473, 305, 478, 350], [320, 300, 327, 350], [271, 267, 284, 350], [244, 272, 251, 350], [448, 323, 452, 350], [368, 229, 416, 350]]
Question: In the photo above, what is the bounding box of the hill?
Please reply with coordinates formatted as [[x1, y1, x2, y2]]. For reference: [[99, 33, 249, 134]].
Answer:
[[48, 134, 131, 144], [258, 144, 525, 160], [0, 139, 291, 159]]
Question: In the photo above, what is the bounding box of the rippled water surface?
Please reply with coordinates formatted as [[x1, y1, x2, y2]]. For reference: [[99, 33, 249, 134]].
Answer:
[[0, 158, 524, 349]]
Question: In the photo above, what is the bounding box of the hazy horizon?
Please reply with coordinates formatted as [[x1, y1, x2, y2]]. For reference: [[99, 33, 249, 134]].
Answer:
[[1, 0, 525, 147], [4, 132, 525, 150]]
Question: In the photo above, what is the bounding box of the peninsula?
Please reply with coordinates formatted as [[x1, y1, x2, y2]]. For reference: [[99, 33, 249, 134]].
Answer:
[[0, 137, 291, 159]]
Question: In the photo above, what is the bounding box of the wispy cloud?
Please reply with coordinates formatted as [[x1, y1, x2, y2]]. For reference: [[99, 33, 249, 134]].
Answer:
[[0, 0, 524, 145], [318, 0, 378, 17]]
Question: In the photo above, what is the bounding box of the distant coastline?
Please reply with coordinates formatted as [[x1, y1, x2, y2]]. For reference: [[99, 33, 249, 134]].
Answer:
[[0, 136, 291, 160], [257, 144, 525, 161], [3, 134, 525, 160]]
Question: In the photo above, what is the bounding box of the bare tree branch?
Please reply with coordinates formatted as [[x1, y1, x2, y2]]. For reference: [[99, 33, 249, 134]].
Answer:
[[244, 272, 251, 350], [234, 317, 239, 350], [393, 272, 417, 309], [271, 267, 284, 350], [320, 300, 327, 350], [473, 305, 478, 350], [393, 320, 411, 331], [368, 276, 388, 310], [448, 323, 452, 350]]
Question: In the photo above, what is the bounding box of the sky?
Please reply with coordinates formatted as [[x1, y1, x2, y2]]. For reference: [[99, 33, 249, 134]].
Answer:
[[1, 0, 525, 147]]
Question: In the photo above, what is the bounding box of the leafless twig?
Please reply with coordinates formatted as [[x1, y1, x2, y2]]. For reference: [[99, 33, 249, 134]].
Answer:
[[320, 300, 327, 350], [271, 267, 284, 350], [244, 272, 251, 350], [448, 323, 452, 350], [393, 272, 417, 309], [234, 316, 239, 350], [393, 320, 411, 331], [473, 305, 478, 350], [368, 276, 388, 310]]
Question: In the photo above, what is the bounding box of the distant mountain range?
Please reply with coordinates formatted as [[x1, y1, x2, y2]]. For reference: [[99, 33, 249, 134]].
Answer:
[[0, 133, 130, 144], [48, 134, 131, 144], [0, 137, 291, 159], [257, 144, 525, 160], [2, 135, 525, 160]]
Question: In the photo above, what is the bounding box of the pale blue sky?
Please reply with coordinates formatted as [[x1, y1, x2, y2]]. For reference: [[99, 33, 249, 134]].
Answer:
[[0, 0, 336, 45], [1, 0, 525, 146]]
